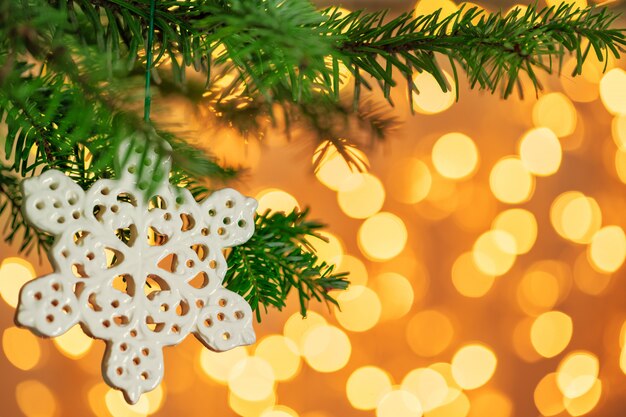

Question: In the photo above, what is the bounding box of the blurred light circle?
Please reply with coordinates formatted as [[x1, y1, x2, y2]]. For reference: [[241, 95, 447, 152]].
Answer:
[[254, 335, 301, 381], [358, 212, 408, 261], [451, 344, 497, 390], [337, 173, 385, 219], [228, 357, 275, 402], [255, 188, 299, 214], [16, 380, 57, 417], [0, 257, 35, 307], [406, 310, 454, 357], [519, 127, 563, 176], [302, 325, 351, 373], [334, 285, 382, 332], [2, 327, 41, 371], [414, 0, 458, 17], [489, 157, 535, 204], [346, 366, 393, 410], [615, 149, 626, 184], [373, 272, 414, 320], [53, 324, 93, 359], [313, 141, 369, 191], [492, 209, 537, 254], [412, 70, 456, 114], [530, 311, 573, 358], [424, 390, 470, 417], [337, 255, 368, 287], [146, 384, 164, 414], [574, 251, 612, 296], [386, 158, 432, 204], [472, 230, 517, 276], [546, 0, 587, 7], [376, 389, 423, 417], [105, 388, 149, 417], [260, 406, 299, 417], [431, 133, 479, 180], [588, 226, 626, 273], [309, 231, 344, 266], [560, 56, 600, 103], [532, 93, 577, 137], [512, 318, 542, 363], [557, 351, 599, 399], [600, 68, 626, 115], [401, 368, 448, 411], [451, 252, 495, 298], [199, 346, 248, 384], [516, 270, 561, 315], [283, 311, 327, 352], [613, 115, 626, 149], [229, 390, 276, 417], [550, 192, 602, 244], [534, 373, 565, 416], [564, 379, 602, 416]]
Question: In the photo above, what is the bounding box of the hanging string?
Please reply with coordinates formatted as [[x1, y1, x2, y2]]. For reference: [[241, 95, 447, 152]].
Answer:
[[143, 0, 156, 122]]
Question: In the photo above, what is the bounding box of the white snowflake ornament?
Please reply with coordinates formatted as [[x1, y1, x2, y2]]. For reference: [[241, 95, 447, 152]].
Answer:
[[15, 141, 257, 404]]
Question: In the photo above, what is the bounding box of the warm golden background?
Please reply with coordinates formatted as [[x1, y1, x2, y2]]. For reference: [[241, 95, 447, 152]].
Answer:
[[2, 0, 626, 416]]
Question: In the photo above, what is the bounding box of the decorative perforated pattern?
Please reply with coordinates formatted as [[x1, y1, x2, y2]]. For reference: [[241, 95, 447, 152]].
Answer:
[[15, 142, 257, 404]]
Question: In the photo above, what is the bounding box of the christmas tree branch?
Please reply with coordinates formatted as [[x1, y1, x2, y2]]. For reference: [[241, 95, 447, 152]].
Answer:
[[223, 209, 349, 322]]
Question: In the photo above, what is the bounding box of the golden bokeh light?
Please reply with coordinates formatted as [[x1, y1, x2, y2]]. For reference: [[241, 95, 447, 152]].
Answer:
[[2, 326, 41, 371], [254, 335, 301, 381], [451, 252, 495, 298], [372, 272, 414, 321], [105, 388, 150, 417], [588, 225, 626, 273], [346, 366, 393, 410], [614, 148, 626, 184], [492, 208, 538, 254], [519, 127, 562, 176], [337, 173, 386, 219], [313, 141, 369, 191], [386, 158, 432, 204], [467, 389, 512, 417], [556, 351, 599, 399], [334, 285, 382, 332], [229, 390, 276, 417], [532, 93, 577, 137], [472, 230, 517, 276], [376, 389, 423, 417], [358, 212, 408, 261], [53, 323, 93, 359], [302, 324, 351, 373], [545, 0, 587, 8], [199, 346, 248, 384], [431, 133, 479, 180], [425, 390, 470, 417], [530, 311, 573, 358], [401, 368, 448, 412], [599, 68, 626, 115], [256, 188, 300, 214], [406, 310, 454, 357], [489, 157, 535, 204], [15, 380, 57, 417], [283, 311, 327, 352], [550, 191, 602, 244], [309, 230, 344, 266], [560, 56, 602, 103], [563, 379, 602, 417], [451, 344, 497, 390], [336, 255, 368, 287], [534, 373, 566, 416], [414, 0, 458, 17], [412, 70, 456, 114], [228, 357, 276, 401], [613, 115, 626, 149], [0, 257, 35, 307], [574, 251, 612, 296], [260, 405, 299, 417]]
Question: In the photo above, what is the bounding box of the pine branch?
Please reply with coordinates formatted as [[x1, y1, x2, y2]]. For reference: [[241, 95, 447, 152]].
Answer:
[[334, 4, 626, 99], [223, 209, 349, 322]]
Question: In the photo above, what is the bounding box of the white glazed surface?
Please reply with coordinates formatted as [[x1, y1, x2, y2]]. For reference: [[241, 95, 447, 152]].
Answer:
[[15, 142, 257, 404]]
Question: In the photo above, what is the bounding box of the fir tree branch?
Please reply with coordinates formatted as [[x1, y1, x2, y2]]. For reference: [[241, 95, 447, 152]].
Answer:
[[223, 209, 349, 322]]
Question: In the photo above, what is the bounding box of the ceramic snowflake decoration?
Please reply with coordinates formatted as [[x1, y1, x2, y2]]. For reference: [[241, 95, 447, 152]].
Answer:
[[15, 141, 257, 404]]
